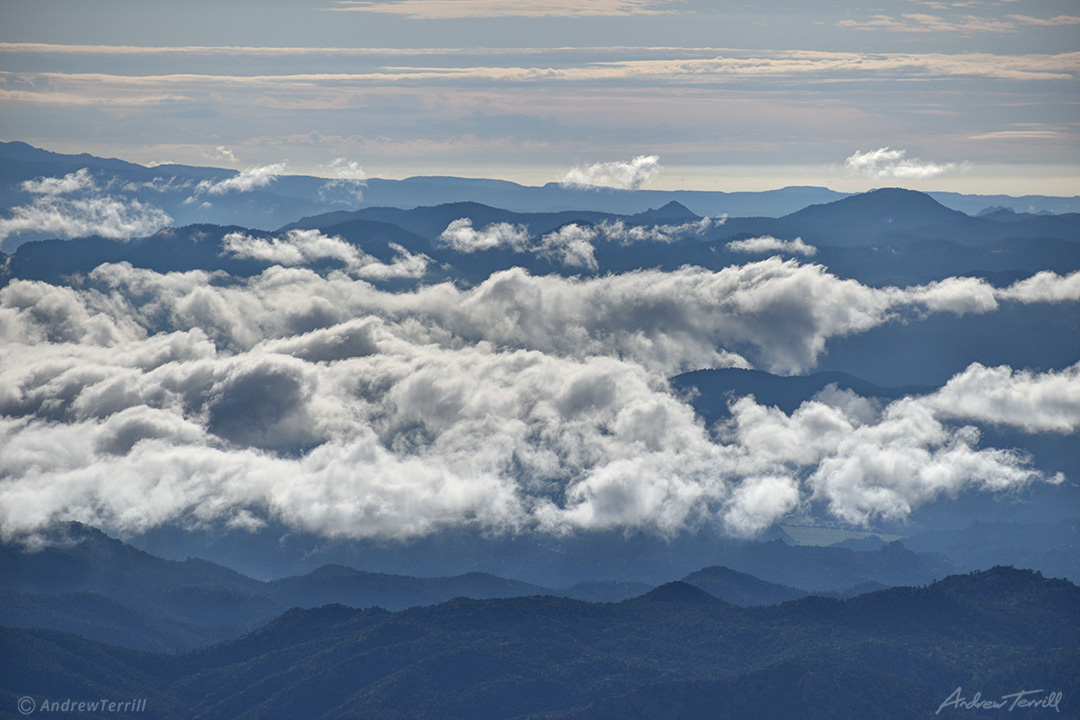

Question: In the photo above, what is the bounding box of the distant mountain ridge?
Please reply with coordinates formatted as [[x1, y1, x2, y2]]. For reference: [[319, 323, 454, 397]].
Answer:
[[0, 523, 971, 652], [2, 565, 1076, 719], [4, 141, 1080, 254]]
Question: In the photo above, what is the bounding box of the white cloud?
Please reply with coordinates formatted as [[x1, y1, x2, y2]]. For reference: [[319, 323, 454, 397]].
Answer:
[[441, 215, 723, 268], [726, 236, 817, 257], [0, 169, 172, 247], [561, 155, 660, 190], [193, 162, 288, 196], [326, 158, 366, 180], [927, 362, 1080, 434], [439, 218, 531, 253], [1, 260, 1075, 545], [997, 270, 1080, 304], [844, 147, 968, 179], [222, 229, 430, 279], [537, 224, 600, 270], [597, 216, 721, 244]]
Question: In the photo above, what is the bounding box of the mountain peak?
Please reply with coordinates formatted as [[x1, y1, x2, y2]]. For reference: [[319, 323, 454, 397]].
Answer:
[[632, 201, 700, 223], [634, 581, 718, 604]]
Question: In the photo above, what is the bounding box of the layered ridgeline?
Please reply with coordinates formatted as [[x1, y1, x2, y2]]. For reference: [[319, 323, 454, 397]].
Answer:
[[5, 523, 1078, 653], [3, 140, 1080, 254], [1, 562, 1077, 720]]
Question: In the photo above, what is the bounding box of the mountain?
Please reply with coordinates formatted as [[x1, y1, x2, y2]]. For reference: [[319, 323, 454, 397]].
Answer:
[[717, 187, 1080, 247], [0, 522, 977, 653], [2, 567, 1076, 719], [0, 524, 564, 651], [680, 566, 809, 606], [283, 200, 618, 241], [904, 517, 1080, 583]]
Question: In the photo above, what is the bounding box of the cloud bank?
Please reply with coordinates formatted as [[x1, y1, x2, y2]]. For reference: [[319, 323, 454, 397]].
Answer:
[[1, 258, 1075, 544]]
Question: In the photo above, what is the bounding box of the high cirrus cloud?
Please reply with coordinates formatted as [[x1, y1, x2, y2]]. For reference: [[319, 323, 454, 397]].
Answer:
[[0, 259, 1076, 545], [561, 155, 660, 190], [844, 147, 968, 179], [0, 168, 172, 248]]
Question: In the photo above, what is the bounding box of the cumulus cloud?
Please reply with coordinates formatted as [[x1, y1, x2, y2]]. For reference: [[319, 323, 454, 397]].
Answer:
[[844, 147, 967, 180], [0, 169, 172, 247], [561, 155, 660, 190], [537, 224, 601, 270], [927, 362, 1080, 434], [192, 162, 288, 196], [1, 257, 1075, 545], [726, 236, 817, 257], [439, 218, 531, 253]]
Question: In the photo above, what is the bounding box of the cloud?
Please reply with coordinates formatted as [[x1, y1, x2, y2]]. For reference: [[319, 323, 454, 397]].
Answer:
[[0, 169, 172, 247], [562, 155, 660, 190], [1007, 14, 1080, 27], [537, 224, 600, 270], [726, 236, 817, 257], [213, 146, 237, 163], [597, 216, 722, 244], [837, 13, 1016, 34], [326, 0, 671, 19], [192, 162, 288, 196], [997, 270, 1080, 304], [222, 229, 430, 279], [927, 362, 1080, 434], [844, 147, 968, 180], [1, 260, 1076, 544], [439, 218, 531, 253], [326, 158, 366, 180], [442, 215, 724, 268]]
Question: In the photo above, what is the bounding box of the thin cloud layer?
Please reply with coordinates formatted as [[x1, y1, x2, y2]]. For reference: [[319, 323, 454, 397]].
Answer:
[[1, 259, 1075, 544], [562, 155, 660, 190], [328, 0, 670, 18]]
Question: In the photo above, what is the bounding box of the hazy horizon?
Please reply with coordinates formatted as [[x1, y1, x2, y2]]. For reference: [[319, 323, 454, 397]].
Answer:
[[3, 0, 1078, 195]]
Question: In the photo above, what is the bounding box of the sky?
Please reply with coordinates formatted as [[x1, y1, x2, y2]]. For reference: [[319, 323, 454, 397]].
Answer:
[[1, 0, 1078, 194]]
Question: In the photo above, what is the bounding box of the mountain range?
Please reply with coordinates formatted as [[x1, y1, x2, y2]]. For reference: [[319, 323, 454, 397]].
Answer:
[[2, 141, 1078, 719], [3, 141, 1080, 253], [2, 563, 1076, 719]]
